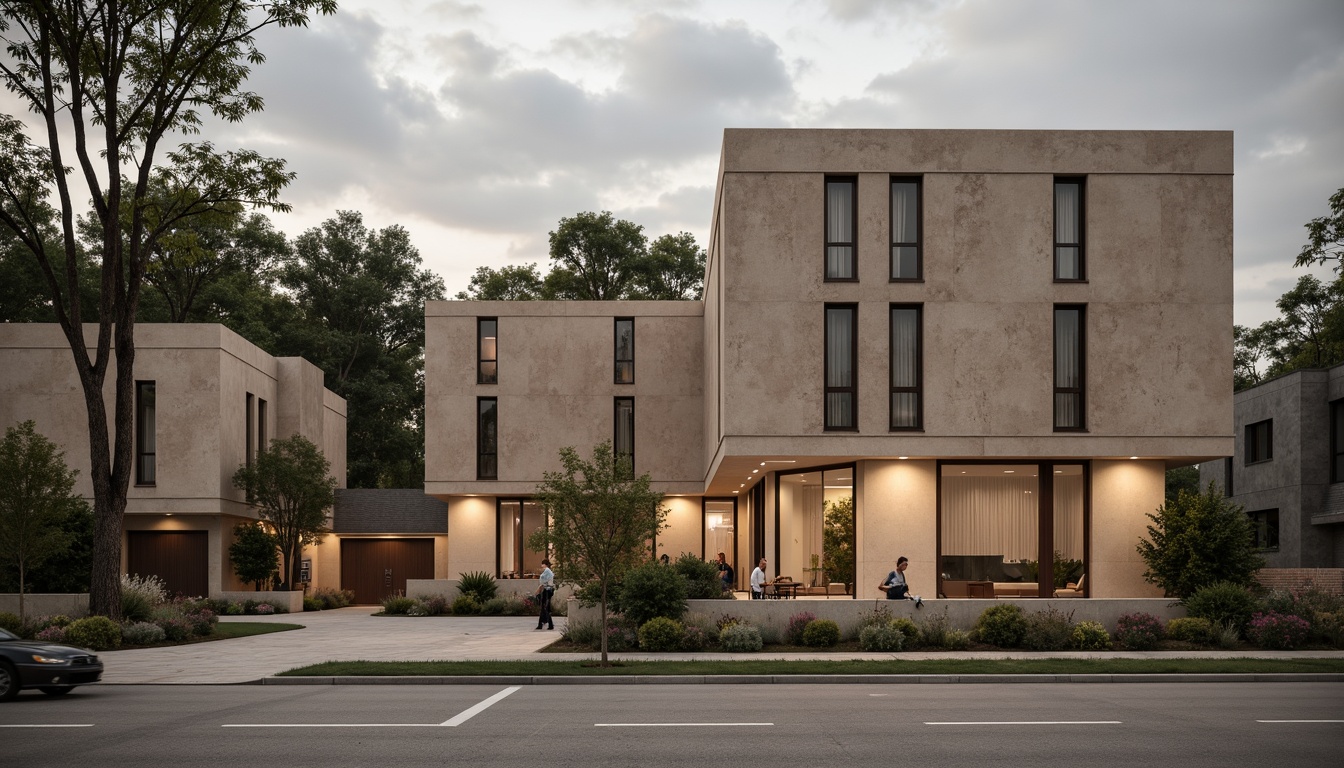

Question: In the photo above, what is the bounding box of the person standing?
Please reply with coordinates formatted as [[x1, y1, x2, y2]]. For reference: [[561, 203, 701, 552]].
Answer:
[[878, 556, 923, 607], [536, 558, 556, 629], [750, 558, 767, 599]]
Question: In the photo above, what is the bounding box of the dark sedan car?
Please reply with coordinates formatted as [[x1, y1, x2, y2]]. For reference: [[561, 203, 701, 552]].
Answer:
[[0, 627, 104, 701]]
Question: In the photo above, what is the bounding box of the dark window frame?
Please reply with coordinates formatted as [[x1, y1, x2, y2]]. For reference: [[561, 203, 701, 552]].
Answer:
[[889, 175, 923, 282], [1245, 419, 1273, 465], [257, 398, 267, 455], [1247, 508, 1280, 552], [1224, 456, 1235, 496], [773, 462, 857, 595], [245, 392, 254, 471], [1053, 304, 1087, 432], [614, 317, 634, 384], [1331, 400, 1344, 483], [824, 175, 858, 282], [1054, 177, 1086, 282], [889, 303, 923, 431], [135, 380, 156, 486], [477, 397, 498, 480], [824, 303, 858, 431], [614, 396, 635, 476], [477, 317, 498, 385]]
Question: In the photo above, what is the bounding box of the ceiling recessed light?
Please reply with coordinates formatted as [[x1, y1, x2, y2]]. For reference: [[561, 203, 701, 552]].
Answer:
[[760, 462, 766, 466], [733, 491, 739, 494], [960, 471, 966, 474], [1055, 470, 1062, 474], [1004, 470, 1015, 474], [752, 469, 759, 474], [898, 456, 909, 460], [1130, 456, 1139, 460]]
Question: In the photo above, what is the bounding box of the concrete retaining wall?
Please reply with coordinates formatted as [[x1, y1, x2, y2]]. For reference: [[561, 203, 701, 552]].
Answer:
[[218, 590, 304, 614], [407, 579, 575, 603], [0, 593, 90, 618], [569, 598, 1185, 635]]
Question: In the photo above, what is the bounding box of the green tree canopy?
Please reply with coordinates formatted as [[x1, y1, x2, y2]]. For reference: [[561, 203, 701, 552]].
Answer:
[[1294, 187, 1344, 272], [527, 442, 667, 664], [229, 521, 279, 591], [0, 421, 89, 619], [822, 495, 855, 591], [1137, 482, 1265, 598], [231, 434, 336, 591], [454, 263, 544, 301]]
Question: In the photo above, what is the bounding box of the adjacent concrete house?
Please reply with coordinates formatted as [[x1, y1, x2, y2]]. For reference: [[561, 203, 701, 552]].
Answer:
[[426, 128, 1235, 600], [0, 323, 346, 598], [1200, 363, 1344, 571]]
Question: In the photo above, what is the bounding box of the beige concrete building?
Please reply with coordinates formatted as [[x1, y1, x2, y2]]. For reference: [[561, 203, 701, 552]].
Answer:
[[0, 323, 346, 598], [425, 129, 1234, 600]]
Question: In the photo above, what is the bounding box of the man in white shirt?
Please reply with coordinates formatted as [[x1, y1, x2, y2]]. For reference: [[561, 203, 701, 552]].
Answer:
[[750, 558, 767, 599], [536, 559, 555, 630]]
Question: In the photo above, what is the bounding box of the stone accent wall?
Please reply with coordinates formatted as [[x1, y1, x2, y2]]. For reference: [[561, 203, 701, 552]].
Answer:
[[1256, 568, 1344, 595]]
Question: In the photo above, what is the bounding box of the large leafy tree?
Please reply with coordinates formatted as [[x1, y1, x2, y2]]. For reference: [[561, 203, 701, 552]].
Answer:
[[1137, 482, 1265, 598], [0, 1, 336, 619], [279, 211, 445, 488], [822, 496, 856, 593], [228, 521, 278, 591], [528, 442, 667, 665], [1294, 187, 1344, 272], [0, 421, 89, 619], [545, 211, 648, 300], [454, 263, 544, 301], [231, 434, 335, 590], [631, 232, 705, 300]]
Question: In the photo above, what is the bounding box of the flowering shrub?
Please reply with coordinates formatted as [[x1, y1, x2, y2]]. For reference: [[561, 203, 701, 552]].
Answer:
[[604, 624, 634, 652], [36, 625, 67, 643], [157, 617, 193, 642], [719, 622, 763, 652], [859, 620, 906, 651], [1246, 611, 1311, 650], [715, 614, 742, 633], [681, 625, 708, 651], [121, 621, 166, 645], [187, 608, 217, 637], [785, 612, 817, 646], [254, 603, 275, 615], [419, 596, 451, 616], [1114, 612, 1165, 650], [120, 573, 168, 623], [64, 616, 122, 650]]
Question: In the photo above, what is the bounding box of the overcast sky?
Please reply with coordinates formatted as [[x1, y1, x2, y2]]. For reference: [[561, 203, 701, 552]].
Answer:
[[43, 1, 1344, 325]]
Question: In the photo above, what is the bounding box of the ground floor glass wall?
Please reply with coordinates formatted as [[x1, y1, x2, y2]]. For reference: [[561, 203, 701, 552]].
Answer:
[[777, 465, 855, 595], [498, 500, 546, 578]]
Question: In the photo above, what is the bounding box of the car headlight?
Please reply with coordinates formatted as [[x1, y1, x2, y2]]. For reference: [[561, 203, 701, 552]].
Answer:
[[31, 654, 72, 665]]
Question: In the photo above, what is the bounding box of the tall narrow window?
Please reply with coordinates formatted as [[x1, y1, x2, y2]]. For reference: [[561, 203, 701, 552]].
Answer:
[[257, 398, 267, 455], [1246, 419, 1273, 464], [614, 397, 634, 476], [825, 304, 857, 430], [1054, 178, 1085, 281], [478, 318, 497, 384], [1054, 306, 1085, 430], [245, 392, 254, 470], [825, 176, 857, 280], [890, 177, 921, 280], [615, 318, 634, 384], [135, 381, 156, 485], [1224, 457, 1235, 496], [1332, 401, 1344, 483], [890, 304, 922, 430], [1248, 509, 1279, 551], [478, 397, 497, 479]]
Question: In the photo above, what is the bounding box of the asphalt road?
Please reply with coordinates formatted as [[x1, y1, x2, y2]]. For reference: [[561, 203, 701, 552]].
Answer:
[[2, 682, 1341, 767]]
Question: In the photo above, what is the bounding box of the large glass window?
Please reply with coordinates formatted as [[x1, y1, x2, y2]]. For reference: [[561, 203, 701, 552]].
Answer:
[[498, 500, 547, 578], [478, 318, 497, 384], [825, 305, 857, 430], [890, 177, 921, 280], [1246, 419, 1273, 464], [615, 318, 634, 384], [939, 463, 1086, 598], [614, 397, 634, 475], [1055, 178, 1084, 281], [890, 304, 922, 430], [136, 381, 156, 485], [1332, 401, 1344, 483], [1054, 305, 1085, 430], [1248, 509, 1279, 551], [825, 177, 857, 280], [477, 397, 497, 479], [776, 466, 854, 596], [704, 500, 736, 588]]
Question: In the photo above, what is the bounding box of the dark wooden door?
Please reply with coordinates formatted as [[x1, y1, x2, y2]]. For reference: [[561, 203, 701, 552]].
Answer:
[[340, 538, 435, 604], [127, 531, 209, 597]]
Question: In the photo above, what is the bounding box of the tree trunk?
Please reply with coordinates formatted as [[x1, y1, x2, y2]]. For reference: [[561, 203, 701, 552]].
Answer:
[[599, 582, 608, 666], [18, 565, 25, 623], [289, 544, 302, 591]]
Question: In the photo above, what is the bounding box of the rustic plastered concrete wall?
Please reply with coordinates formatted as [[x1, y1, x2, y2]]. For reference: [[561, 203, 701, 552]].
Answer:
[[446, 496, 497, 577], [659, 496, 703, 559], [1091, 460, 1166, 598], [859, 460, 937, 601]]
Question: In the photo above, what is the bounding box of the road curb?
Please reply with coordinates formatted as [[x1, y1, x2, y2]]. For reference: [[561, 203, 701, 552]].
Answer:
[[258, 673, 1344, 686]]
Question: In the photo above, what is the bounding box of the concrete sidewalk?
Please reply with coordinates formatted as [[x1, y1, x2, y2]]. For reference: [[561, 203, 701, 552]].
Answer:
[[96, 607, 1344, 684]]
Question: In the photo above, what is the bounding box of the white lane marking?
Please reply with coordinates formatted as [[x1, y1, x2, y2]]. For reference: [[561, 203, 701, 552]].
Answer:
[[868, 694, 889, 697], [596, 723, 773, 727], [441, 686, 521, 727], [1256, 720, 1344, 724], [926, 721, 1122, 726], [224, 686, 523, 729], [0, 724, 94, 728]]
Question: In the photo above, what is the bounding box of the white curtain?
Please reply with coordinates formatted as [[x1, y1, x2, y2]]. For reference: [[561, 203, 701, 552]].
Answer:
[[826, 307, 854, 427], [826, 181, 854, 278], [1054, 309, 1081, 428], [941, 477, 1040, 562], [890, 308, 919, 427], [1053, 475, 1084, 560]]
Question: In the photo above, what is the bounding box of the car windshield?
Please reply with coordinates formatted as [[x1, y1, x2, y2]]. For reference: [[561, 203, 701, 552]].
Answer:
[[0, 628, 16, 641]]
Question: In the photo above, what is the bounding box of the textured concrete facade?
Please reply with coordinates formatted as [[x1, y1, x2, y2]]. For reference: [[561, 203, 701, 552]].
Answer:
[[424, 129, 1233, 598], [0, 323, 346, 596]]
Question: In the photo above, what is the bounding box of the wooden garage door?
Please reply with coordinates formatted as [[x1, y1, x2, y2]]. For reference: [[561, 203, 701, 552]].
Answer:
[[127, 531, 209, 598], [340, 539, 435, 604]]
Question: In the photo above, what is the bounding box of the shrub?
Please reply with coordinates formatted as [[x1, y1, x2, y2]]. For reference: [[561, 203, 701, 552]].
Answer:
[[254, 603, 276, 615], [1115, 612, 1165, 650], [479, 597, 506, 615], [638, 617, 685, 651], [186, 608, 217, 637], [1211, 620, 1241, 649], [312, 587, 353, 610], [561, 619, 601, 648], [158, 616, 193, 641], [1023, 608, 1076, 651], [303, 597, 322, 612], [419, 595, 451, 616], [1312, 609, 1344, 648], [44, 614, 73, 628], [1070, 620, 1111, 650], [407, 604, 427, 616], [975, 603, 1028, 648], [1137, 483, 1265, 598], [681, 625, 708, 651], [674, 552, 728, 599], [1262, 587, 1344, 646], [63, 616, 121, 650], [915, 610, 957, 649], [859, 620, 906, 651], [450, 594, 480, 615], [382, 596, 417, 615], [1166, 617, 1214, 645], [604, 624, 634, 652], [1246, 611, 1311, 650], [458, 571, 498, 603], [223, 602, 244, 615], [1183, 581, 1261, 634], [715, 614, 741, 633], [719, 622, 763, 652], [941, 629, 972, 651], [884, 617, 919, 646], [120, 573, 168, 623], [121, 621, 166, 645], [36, 625, 66, 642], [802, 619, 841, 648], [0, 612, 20, 634], [785, 612, 817, 646], [618, 560, 689, 626]]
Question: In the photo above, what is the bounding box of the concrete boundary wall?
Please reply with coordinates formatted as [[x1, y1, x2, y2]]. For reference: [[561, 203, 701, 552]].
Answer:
[[0, 593, 89, 618], [569, 598, 1185, 634], [218, 590, 304, 614], [407, 579, 575, 603]]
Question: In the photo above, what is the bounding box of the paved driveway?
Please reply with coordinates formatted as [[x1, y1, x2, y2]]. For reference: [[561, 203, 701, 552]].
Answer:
[[97, 607, 561, 684]]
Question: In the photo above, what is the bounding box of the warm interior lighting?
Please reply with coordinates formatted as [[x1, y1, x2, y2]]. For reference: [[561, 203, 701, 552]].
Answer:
[[1130, 456, 1139, 460], [898, 456, 909, 459], [482, 336, 497, 358], [1003, 470, 1015, 474], [752, 469, 759, 474]]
